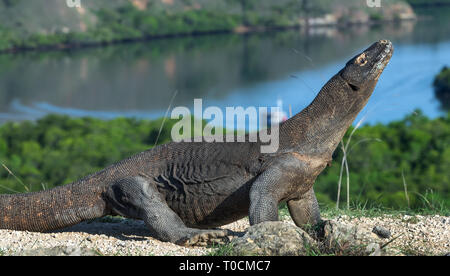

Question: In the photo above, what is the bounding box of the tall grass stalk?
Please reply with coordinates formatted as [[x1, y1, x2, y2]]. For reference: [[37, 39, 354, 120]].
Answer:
[[335, 94, 408, 209], [336, 114, 368, 209], [411, 190, 444, 212], [336, 143, 345, 209], [153, 90, 177, 147], [401, 170, 410, 209]]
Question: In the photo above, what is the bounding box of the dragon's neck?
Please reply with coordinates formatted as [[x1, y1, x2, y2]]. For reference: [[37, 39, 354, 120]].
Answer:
[[278, 74, 369, 157]]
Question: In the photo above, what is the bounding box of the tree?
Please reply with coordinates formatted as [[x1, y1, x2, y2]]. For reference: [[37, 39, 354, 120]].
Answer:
[[433, 66, 450, 111], [226, 0, 256, 26]]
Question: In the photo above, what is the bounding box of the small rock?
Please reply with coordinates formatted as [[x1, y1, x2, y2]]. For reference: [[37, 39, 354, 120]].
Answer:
[[372, 226, 391, 239]]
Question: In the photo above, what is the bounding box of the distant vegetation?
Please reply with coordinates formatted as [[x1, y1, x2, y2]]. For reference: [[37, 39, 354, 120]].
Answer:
[[0, 0, 415, 52], [0, 115, 178, 193], [433, 66, 450, 111], [0, 111, 448, 213], [0, 2, 285, 51], [315, 110, 449, 212], [405, 0, 450, 6]]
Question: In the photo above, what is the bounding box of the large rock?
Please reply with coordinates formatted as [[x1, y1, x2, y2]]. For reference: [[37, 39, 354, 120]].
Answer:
[[231, 220, 400, 256], [231, 221, 317, 256], [321, 220, 383, 256]]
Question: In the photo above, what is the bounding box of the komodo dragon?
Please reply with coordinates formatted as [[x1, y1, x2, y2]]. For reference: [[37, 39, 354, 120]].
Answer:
[[0, 40, 393, 245]]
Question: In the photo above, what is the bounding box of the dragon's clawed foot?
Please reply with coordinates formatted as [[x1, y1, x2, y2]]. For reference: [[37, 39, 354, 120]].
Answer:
[[176, 229, 233, 247]]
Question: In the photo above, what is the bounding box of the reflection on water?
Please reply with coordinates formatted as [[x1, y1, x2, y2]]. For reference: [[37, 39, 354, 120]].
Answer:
[[0, 7, 449, 125]]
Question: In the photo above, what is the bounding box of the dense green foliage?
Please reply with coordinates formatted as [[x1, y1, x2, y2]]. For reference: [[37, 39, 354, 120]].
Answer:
[[0, 3, 289, 52], [405, 0, 450, 6], [433, 66, 450, 111], [0, 2, 291, 52], [315, 110, 450, 211], [90, 5, 241, 41], [0, 112, 448, 212], [0, 115, 179, 193]]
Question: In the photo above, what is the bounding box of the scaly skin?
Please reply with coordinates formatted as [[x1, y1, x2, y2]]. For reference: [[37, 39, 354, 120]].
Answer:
[[0, 40, 393, 245]]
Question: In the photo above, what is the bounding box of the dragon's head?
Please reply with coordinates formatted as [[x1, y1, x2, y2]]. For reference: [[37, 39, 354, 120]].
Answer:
[[339, 40, 393, 95]]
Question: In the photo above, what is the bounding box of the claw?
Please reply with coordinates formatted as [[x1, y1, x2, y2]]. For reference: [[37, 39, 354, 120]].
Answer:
[[176, 229, 232, 247]]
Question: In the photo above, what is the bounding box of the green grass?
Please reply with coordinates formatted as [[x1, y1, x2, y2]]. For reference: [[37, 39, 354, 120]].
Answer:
[[282, 202, 450, 220], [278, 196, 449, 222], [205, 242, 236, 256]]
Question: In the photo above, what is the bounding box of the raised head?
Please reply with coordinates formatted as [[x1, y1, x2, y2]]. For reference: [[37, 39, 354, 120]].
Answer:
[[340, 39, 393, 96], [279, 40, 394, 156]]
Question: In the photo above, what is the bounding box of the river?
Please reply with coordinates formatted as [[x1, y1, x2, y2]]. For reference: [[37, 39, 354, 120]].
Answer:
[[0, 7, 449, 128]]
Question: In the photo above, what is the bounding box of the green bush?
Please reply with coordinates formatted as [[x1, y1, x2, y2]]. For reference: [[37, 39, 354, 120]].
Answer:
[[433, 66, 450, 110], [0, 115, 180, 192], [0, 111, 448, 211], [0, 26, 20, 51], [94, 5, 241, 39], [315, 110, 450, 211]]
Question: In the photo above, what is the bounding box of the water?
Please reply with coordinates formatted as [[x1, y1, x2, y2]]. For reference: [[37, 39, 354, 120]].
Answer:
[[0, 7, 449, 127]]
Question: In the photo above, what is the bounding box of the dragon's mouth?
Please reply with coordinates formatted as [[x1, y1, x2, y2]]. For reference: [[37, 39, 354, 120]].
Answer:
[[370, 40, 394, 77], [347, 82, 360, 92]]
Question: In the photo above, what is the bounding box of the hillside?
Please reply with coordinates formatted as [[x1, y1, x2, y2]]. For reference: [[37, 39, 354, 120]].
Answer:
[[0, 0, 416, 51]]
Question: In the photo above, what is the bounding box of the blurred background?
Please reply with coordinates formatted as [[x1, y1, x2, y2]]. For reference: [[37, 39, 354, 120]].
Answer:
[[0, 0, 448, 212]]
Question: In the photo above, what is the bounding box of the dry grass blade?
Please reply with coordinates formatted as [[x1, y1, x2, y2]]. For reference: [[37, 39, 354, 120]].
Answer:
[[336, 113, 370, 209], [402, 170, 410, 209], [336, 141, 345, 209], [0, 183, 21, 194], [153, 90, 178, 147], [380, 233, 404, 250], [1, 163, 29, 192], [411, 191, 435, 210]]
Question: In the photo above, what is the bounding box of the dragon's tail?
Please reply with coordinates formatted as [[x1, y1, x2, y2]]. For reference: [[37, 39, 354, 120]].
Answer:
[[0, 181, 108, 232]]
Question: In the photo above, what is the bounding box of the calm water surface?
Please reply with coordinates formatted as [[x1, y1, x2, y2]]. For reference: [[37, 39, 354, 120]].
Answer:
[[0, 8, 449, 128]]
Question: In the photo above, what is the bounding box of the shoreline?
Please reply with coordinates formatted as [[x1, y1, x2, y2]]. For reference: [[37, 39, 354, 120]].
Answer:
[[0, 17, 416, 56]]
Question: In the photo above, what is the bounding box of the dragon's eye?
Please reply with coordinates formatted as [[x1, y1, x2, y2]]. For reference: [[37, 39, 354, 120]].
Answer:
[[356, 54, 368, 66]]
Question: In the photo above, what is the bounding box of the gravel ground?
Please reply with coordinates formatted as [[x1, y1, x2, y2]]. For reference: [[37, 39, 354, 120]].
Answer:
[[328, 214, 450, 255], [0, 218, 248, 256], [0, 214, 448, 256]]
